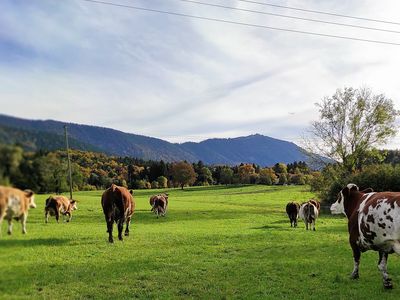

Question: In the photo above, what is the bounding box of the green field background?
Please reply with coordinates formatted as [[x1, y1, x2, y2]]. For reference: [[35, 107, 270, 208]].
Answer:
[[1, 185, 399, 299]]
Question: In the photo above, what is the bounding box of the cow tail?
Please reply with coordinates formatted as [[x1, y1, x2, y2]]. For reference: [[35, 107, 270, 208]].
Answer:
[[45, 197, 51, 209]]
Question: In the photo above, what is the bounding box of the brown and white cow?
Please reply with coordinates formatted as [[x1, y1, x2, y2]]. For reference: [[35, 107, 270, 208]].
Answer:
[[45, 195, 77, 223], [299, 200, 319, 231], [286, 201, 300, 227], [150, 193, 169, 218], [101, 184, 135, 243], [0, 186, 36, 235], [330, 183, 400, 289]]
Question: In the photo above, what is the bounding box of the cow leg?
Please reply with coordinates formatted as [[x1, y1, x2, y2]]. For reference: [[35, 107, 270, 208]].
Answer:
[[105, 216, 114, 243], [55, 211, 60, 223], [305, 221, 308, 230], [378, 251, 393, 289], [21, 213, 27, 234], [7, 219, 13, 235], [45, 210, 49, 223], [0, 212, 4, 236], [350, 245, 361, 279], [124, 216, 131, 236], [312, 219, 316, 231], [117, 219, 124, 241]]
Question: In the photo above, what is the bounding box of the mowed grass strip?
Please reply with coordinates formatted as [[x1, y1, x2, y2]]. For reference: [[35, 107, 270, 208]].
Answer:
[[0, 185, 399, 299]]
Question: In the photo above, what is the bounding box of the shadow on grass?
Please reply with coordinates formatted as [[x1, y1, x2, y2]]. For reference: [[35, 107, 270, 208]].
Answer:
[[0, 238, 71, 248], [134, 209, 248, 224], [250, 225, 283, 230]]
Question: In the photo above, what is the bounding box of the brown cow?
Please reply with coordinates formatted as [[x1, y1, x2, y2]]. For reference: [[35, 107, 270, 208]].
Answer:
[[286, 201, 300, 227], [330, 184, 400, 289], [45, 195, 77, 223], [150, 193, 169, 218], [0, 186, 36, 235], [151, 195, 168, 218], [101, 184, 135, 243]]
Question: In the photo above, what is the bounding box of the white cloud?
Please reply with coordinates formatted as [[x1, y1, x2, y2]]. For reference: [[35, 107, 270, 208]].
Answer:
[[0, 0, 400, 148]]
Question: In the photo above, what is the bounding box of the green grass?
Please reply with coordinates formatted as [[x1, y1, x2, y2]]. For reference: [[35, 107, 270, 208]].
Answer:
[[1, 185, 399, 299]]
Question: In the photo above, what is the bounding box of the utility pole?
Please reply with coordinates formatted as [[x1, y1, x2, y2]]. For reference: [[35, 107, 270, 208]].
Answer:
[[64, 125, 73, 200]]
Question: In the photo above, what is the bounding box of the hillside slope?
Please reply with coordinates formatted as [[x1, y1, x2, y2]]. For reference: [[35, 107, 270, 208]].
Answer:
[[0, 114, 310, 165]]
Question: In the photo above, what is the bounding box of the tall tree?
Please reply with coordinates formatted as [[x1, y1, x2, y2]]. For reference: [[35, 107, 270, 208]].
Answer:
[[306, 87, 399, 173], [220, 167, 234, 185], [171, 161, 197, 189]]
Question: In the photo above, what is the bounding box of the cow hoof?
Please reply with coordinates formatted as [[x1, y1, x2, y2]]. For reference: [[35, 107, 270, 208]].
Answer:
[[350, 273, 359, 279], [313, 228, 316, 231], [109, 239, 114, 243], [124, 232, 129, 236], [118, 236, 123, 241], [7, 232, 11, 235], [384, 281, 393, 289]]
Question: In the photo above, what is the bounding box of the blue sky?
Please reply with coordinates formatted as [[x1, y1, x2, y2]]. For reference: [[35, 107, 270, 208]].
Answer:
[[1, 0, 400, 148]]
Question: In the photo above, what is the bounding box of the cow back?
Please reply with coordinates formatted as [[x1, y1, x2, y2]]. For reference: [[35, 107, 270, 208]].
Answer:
[[102, 184, 135, 219], [0, 186, 32, 217]]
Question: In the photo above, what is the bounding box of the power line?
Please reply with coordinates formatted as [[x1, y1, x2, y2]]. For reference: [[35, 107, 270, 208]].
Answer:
[[81, 0, 400, 46], [235, 0, 400, 26], [177, 0, 400, 34]]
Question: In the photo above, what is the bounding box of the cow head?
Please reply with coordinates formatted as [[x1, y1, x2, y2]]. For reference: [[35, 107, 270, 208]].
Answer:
[[70, 200, 77, 210], [24, 190, 36, 208], [330, 183, 359, 216], [64, 200, 77, 222]]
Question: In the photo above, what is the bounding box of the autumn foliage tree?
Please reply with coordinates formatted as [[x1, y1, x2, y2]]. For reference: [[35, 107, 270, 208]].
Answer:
[[171, 161, 197, 189]]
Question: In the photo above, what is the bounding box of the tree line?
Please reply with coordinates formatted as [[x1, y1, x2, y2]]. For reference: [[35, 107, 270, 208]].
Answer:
[[0, 144, 316, 193]]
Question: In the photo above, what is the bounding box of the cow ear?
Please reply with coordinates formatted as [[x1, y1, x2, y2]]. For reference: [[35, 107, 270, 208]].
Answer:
[[129, 190, 134, 195], [342, 186, 350, 197], [349, 185, 358, 192], [24, 190, 34, 197]]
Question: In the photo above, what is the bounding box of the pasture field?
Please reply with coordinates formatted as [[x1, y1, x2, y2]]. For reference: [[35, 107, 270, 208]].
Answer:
[[1, 185, 400, 299]]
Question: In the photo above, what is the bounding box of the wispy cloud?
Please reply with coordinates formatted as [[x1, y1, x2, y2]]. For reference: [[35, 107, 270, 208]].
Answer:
[[1, 0, 400, 148]]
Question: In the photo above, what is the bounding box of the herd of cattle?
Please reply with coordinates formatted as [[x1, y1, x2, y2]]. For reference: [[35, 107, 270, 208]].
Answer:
[[286, 183, 400, 289], [286, 199, 320, 230], [2, 183, 400, 289], [0, 184, 167, 243]]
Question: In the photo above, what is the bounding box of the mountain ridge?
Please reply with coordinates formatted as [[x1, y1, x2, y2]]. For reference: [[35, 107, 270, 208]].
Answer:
[[0, 114, 310, 166]]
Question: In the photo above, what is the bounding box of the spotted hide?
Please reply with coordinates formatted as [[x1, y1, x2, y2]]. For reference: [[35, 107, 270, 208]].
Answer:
[[101, 184, 135, 243], [0, 186, 36, 236], [299, 201, 319, 231], [286, 202, 300, 227], [330, 183, 400, 289]]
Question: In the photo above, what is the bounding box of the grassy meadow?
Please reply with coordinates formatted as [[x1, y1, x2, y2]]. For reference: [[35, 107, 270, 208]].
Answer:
[[1, 185, 400, 299]]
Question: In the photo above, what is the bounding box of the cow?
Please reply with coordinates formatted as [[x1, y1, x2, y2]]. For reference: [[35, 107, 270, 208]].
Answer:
[[309, 199, 321, 213], [0, 186, 36, 236], [299, 200, 319, 231], [286, 201, 300, 227], [151, 195, 168, 218], [330, 183, 400, 289], [45, 195, 77, 223], [150, 193, 169, 217], [101, 184, 135, 243]]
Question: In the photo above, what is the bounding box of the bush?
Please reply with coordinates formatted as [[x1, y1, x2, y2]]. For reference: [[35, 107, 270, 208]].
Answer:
[[151, 181, 159, 189], [157, 176, 168, 188], [316, 164, 400, 204]]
